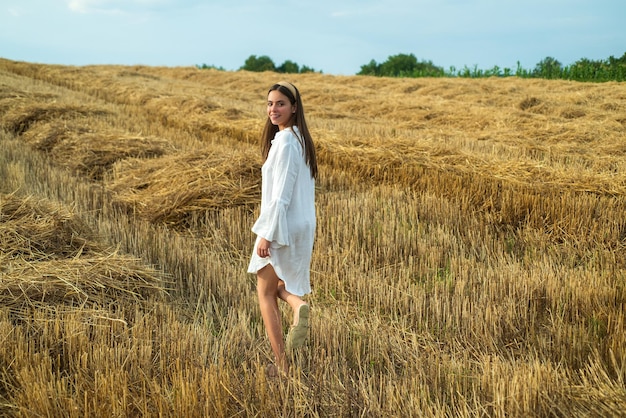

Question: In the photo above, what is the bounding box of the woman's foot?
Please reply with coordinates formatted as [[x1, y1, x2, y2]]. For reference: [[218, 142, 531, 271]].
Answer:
[[266, 362, 288, 379], [286, 304, 309, 351], [266, 363, 278, 378]]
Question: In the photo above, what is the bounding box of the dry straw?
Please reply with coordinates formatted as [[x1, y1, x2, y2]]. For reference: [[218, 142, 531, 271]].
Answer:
[[0, 256, 164, 310], [107, 149, 261, 226], [0, 191, 99, 259], [0, 90, 172, 181], [21, 121, 172, 180], [0, 192, 166, 314], [1, 58, 625, 416], [2, 103, 114, 136]]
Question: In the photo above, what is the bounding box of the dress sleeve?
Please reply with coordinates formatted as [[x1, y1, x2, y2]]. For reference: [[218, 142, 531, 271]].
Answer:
[[251, 135, 302, 247]]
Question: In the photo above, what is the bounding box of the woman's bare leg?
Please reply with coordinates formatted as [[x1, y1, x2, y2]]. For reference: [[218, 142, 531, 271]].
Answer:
[[277, 281, 310, 351], [277, 281, 308, 326], [257, 265, 288, 373]]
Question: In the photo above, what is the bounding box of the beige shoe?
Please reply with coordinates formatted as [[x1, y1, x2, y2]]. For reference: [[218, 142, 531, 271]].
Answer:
[[286, 304, 309, 351]]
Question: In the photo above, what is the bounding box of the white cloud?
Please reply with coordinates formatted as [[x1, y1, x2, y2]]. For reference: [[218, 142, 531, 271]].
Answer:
[[67, 0, 174, 15], [68, 0, 118, 14]]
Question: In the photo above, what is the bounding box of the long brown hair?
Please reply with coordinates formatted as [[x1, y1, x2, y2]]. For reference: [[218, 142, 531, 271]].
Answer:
[[261, 82, 318, 179]]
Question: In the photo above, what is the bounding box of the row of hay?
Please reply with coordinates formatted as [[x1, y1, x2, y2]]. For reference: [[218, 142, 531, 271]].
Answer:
[[4, 59, 624, 198], [2, 61, 623, 266], [0, 87, 171, 180], [2, 102, 114, 136], [0, 60, 264, 146], [2, 61, 623, 262], [0, 192, 166, 313], [0, 77, 261, 227], [21, 120, 173, 180], [0, 192, 99, 259], [317, 134, 626, 195], [106, 149, 260, 226]]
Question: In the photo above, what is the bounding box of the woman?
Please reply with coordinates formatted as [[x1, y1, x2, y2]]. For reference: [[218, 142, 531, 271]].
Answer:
[[247, 81, 318, 375]]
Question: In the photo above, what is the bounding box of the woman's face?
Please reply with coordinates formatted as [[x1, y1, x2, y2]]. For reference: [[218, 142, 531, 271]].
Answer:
[[267, 89, 296, 130]]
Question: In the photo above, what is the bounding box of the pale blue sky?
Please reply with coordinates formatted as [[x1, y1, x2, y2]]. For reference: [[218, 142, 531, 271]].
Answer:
[[1, 0, 624, 75]]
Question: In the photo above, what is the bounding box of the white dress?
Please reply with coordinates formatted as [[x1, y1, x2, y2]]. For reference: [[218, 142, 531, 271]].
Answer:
[[247, 126, 316, 296]]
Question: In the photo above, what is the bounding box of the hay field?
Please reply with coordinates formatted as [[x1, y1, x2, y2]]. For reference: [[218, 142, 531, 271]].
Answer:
[[0, 57, 625, 417]]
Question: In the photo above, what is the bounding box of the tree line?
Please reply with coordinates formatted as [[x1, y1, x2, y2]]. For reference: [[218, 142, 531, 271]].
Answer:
[[198, 52, 626, 82], [198, 55, 320, 74]]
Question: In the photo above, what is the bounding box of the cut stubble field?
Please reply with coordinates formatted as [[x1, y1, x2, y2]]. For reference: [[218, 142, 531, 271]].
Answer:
[[0, 58, 625, 417]]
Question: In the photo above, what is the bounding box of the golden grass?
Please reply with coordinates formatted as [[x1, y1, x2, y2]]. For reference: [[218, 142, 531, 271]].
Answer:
[[0, 58, 625, 416], [106, 148, 260, 226], [0, 192, 99, 259], [3, 102, 114, 136], [0, 192, 166, 311], [21, 121, 172, 180]]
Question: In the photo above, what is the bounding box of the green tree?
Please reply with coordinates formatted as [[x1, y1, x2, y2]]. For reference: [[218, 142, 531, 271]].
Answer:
[[459, 65, 484, 78], [568, 58, 597, 80], [197, 63, 225, 71], [485, 65, 502, 77], [300, 65, 317, 73], [412, 59, 444, 77], [358, 54, 443, 77], [380, 53, 419, 76], [358, 59, 380, 76], [533, 57, 562, 79], [606, 53, 626, 81], [515, 61, 531, 77], [277, 60, 299, 73], [241, 55, 276, 72]]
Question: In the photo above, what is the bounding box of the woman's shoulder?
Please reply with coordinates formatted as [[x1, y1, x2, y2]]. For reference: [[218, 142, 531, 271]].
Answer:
[[274, 127, 302, 146], [276, 126, 300, 138]]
